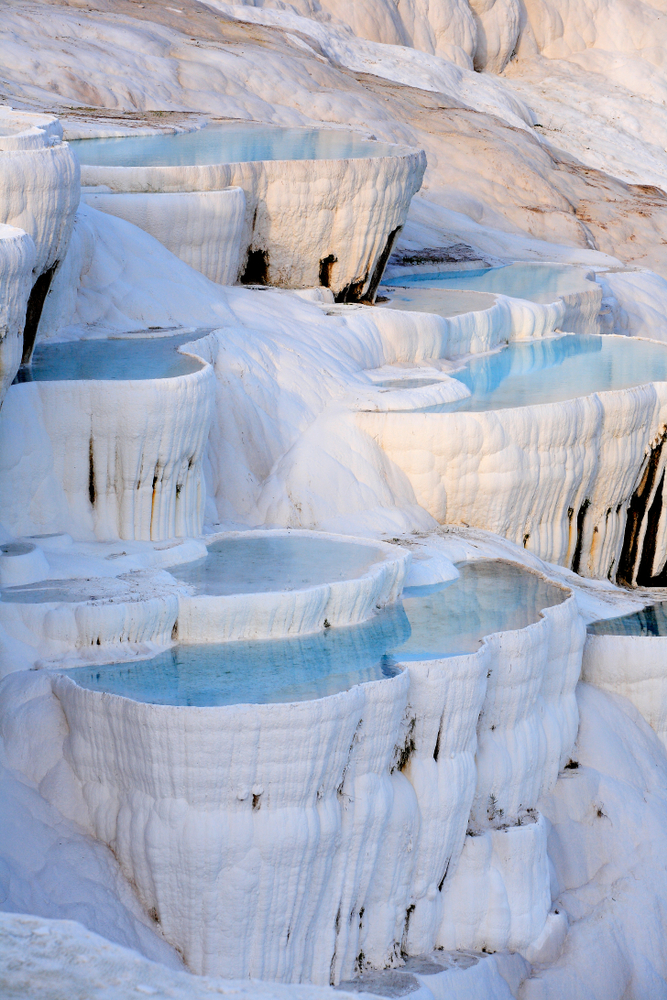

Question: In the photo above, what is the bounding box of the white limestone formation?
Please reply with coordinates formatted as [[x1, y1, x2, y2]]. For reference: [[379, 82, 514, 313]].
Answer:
[[0, 337, 215, 542], [0, 223, 35, 401], [0, 109, 79, 361], [359, 375, 667, 584], [6, 565, 582, 982], [582, 632, 667, 749], [0, 571, 181, 676], [5, 0, 667, 995], [79, 142, 426, 301], [177, 529, 410, 643], [82, 187, 247, 286]]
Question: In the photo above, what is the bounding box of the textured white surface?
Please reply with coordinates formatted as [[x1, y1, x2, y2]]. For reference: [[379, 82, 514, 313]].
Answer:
[[582, 633, 667, 748], [0, 571, 181, 677], [0, 223, 35, 401], [82, 187, 247, 286], [0, 109, 78, 295], [177, 529, 410, 642], [0, 337, 215, 542], [0, 542, 49, 589], [359, 380, 667, 582], [0, 910, 372, 1000], [3, 568, 581, 982], [81, 146, 425, 300]]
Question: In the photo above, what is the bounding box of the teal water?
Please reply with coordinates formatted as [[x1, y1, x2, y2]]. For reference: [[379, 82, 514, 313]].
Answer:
[[588, 604, 667, 637], [415, 335, 667, 413], [65, 561, 566, 706], [13, 333, 203, 383], [383, 263, 596, 305], [71, 124, 397, 167]]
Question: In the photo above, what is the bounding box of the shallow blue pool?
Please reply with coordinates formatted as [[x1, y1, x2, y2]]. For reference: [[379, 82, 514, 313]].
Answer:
[[66, 561, 566, 706], [70, 124, 397, 168], [415, 334, 667, 413], [171, 534, 387, 595], [14, 333, 203, 383], [588, 604, 667, 637], [383, 262, 596, 305]]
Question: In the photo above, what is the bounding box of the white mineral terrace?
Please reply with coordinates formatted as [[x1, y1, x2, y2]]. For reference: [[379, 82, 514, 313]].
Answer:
[[4, 3, 667, 996], [358, 330, 667, 585], [74, 123, 426, 300], [1, 557, 582, 981]]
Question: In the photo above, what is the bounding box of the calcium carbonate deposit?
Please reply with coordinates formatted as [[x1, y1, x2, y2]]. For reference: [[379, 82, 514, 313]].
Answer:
[[4, 2, 667, 999]]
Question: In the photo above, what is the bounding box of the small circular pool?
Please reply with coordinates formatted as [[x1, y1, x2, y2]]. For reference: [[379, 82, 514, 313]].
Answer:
[[13, 333, 204, 383], [64, 561, 566, 706], [383, 262, 597, 305], [70, 124, 398, 168], [412, 334, 667, 413]]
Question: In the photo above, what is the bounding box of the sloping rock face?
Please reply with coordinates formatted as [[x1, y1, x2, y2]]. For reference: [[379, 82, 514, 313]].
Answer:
[[0, 109, 79, 363], [82, 187, 247, 286], [79, 146, 426, 301]]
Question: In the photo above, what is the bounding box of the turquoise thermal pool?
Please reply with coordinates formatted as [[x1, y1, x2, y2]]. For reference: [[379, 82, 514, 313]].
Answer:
[[588, 604, 667, 637], [414, 334, 667, 413], [65, 561, 566, 706], [13, 333, 204, 383], [170, 534, 387, 595], [383, 262, 597, 304], [70, 124, 397, 167]]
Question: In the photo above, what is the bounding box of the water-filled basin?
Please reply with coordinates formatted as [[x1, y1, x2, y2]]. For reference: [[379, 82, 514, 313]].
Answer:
[[70, 124, 398, 167], [66, 561, 566, 706], [13, 333, 204, 383], [377, 287, 496, 317], [171, 534, 387, 595], [384, 263, 596, 304], [588, 604, 667, 637], [413, 334, 667, 413]]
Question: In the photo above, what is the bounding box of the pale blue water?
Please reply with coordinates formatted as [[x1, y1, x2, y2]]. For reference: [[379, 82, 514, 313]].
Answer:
[[66, 561, 566, 706], [13, 333, 203, 383], [376, 378, 442, 389], [70, 124, 397, 167], [415, 335, 667, 413], [383, 263, 596, 305], [171, 535, 386, 594], [588, 604, 667, 637]]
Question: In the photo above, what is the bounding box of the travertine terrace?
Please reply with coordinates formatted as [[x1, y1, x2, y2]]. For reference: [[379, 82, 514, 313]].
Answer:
[[4, 3, 667, 1000]]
